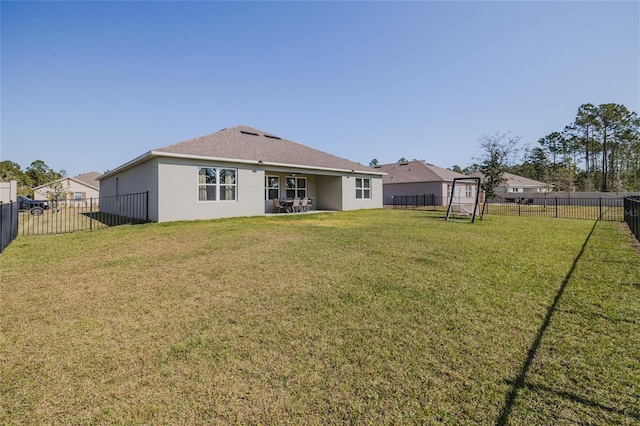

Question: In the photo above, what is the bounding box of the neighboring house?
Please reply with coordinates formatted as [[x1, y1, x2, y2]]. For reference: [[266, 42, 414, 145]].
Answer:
[[0, 180, 17, 203], [469, 172, 549, 196], [98, 125, 384, 223], [376, 160, 473, 205], [33, 172, 101, 205]]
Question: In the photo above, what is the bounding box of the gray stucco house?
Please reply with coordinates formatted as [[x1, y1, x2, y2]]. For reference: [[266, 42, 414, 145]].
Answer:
[[376, 160, 470, 205], [98, 125, 384, 222]]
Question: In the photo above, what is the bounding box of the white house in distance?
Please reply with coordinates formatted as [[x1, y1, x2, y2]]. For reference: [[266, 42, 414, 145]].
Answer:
[[98, 125, 384, 223], [376, 160, 474, 205], [34, 172, 101, 205], [469, 172, 549, 196]]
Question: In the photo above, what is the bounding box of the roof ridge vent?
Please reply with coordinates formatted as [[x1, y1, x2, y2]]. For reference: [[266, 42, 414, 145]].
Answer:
[[400, 162, 409, 166], [240, 130, 259, 136], [264, 134, 281, 140]]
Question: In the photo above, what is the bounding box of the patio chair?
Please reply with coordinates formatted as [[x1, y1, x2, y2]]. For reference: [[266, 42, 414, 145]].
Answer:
[[273, 198, 287, 213], [291, 197, 301, 213], [300, 197, 309, 212]]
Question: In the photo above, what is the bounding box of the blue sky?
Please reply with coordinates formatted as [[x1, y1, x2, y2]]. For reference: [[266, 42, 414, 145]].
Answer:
[[2, 1, 638, 177]]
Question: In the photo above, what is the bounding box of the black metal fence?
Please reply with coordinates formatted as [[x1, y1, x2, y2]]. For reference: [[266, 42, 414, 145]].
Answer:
[[624, 196, 640, 242], [483, 196, 625, 221], [390, 194, 443, 210], [18, 192, 149, 237], [0, 201, 19, 253], [389, 193, 626, 222]]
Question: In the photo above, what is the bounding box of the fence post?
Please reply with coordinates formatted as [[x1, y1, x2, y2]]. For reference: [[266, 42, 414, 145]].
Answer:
[[0, 202, 3, 253], [90, 197, 93, 230], [145, 191, 149, 222], [555, 198, 558, 218], [599, 197, 602, 219]]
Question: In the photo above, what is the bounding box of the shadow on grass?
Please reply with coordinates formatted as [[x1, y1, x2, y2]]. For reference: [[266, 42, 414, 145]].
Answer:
[[80, 212, 148, 227], [505, 381, 640, 421], [556, 307, 638, 326], [495, 220, 599, 426]]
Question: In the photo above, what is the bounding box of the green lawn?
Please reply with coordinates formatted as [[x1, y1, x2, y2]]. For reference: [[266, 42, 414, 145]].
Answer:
[[1, 210, 639, 424]]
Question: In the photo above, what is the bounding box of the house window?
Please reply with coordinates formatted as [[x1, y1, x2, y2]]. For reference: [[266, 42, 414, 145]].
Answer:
[[265, 176, 279, 200], [198, 167, 237, 201], [285, 177, 306, 198], [465, 186, 473, 198], [74, 192, 83, 201], [355, 178, 371, 199]]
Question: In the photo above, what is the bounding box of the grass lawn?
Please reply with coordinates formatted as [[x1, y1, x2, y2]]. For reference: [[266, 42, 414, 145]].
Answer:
[[1, 210, 639, 424]]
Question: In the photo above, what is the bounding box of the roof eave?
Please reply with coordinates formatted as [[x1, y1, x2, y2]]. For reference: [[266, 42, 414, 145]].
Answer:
[[99, 151, 386, 179], [98, 151, 154, 180]]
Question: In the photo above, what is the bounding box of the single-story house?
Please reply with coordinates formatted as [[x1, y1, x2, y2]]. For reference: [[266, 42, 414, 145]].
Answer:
[[98, 125, 385, 223], [376, 160, 474, 205], [468, 172, 549, 196], [33, 172, 101, 205]]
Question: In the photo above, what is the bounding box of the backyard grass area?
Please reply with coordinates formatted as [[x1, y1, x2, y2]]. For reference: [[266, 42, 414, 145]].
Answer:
[[18, 208, 140, 236], [1, 209, 639, 424]]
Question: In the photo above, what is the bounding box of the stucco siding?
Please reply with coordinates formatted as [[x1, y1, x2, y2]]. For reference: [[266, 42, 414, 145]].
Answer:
[[383, 182, 450, 205], [156, 159, 264, 222], [316, 176, 343, 211], [341, 175, 383, 211], [100, 159, 159, 221]]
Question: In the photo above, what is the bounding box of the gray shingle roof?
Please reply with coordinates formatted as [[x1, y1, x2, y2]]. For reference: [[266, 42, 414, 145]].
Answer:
[[73, 172, 101, 188], [154, 125, 377, 173], [469, 172, 546, 188], [376, 160, 466, 184]]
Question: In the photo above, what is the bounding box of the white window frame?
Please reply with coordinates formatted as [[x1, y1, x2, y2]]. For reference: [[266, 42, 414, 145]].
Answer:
[[265, 175, 280, 200], [465, 185, 473, 198], [285, 176, 307, 199], [355, 177, 371, 199], [198, 167, 237, 202]]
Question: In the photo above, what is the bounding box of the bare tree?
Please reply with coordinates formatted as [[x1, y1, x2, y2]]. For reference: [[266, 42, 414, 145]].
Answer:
[[478, 131, 520, 198]]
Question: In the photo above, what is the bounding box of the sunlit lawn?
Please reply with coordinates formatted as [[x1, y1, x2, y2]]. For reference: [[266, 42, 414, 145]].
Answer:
[[1, 209, 639, 424]]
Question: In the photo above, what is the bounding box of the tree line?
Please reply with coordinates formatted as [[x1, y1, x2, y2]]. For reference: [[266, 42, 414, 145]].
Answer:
[[0, 160, 66, 198], [453, 103, 640, 194]]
